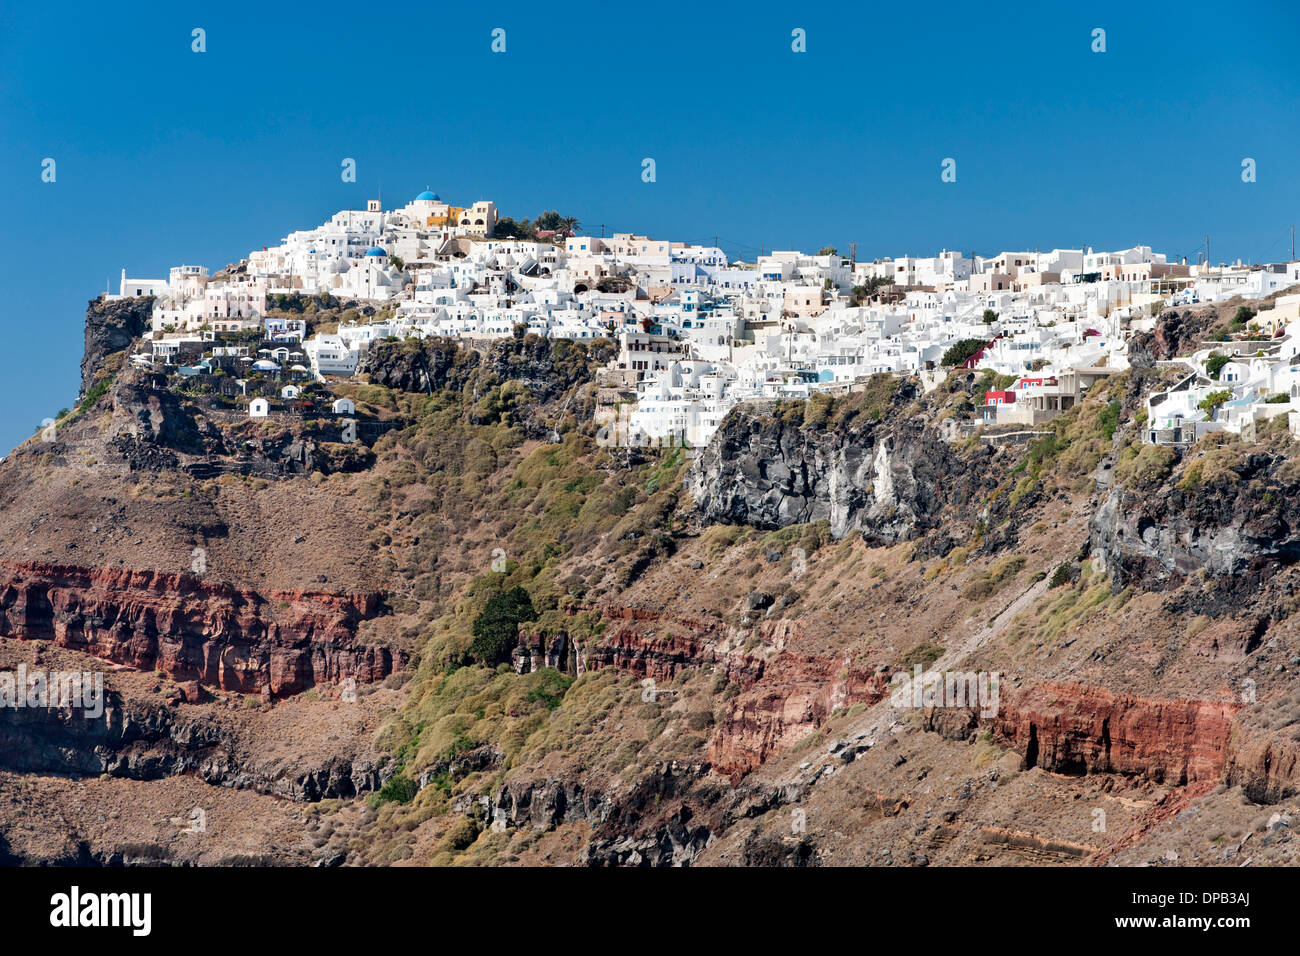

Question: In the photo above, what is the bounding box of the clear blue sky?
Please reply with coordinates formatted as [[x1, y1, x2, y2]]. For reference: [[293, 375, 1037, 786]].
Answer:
[[2, 0, 1298, 453]]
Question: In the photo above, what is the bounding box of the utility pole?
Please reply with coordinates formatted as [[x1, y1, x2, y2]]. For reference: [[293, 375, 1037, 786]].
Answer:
[[1205, 234, 1210, 270], [1291, 225, 1295, 262], [849, 241, 857, 271], [600, 224, 605, 239]]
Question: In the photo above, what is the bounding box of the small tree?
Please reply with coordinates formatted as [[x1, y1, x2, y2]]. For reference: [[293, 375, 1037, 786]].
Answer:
[[1205, 352, 1230, 380], [1198, 389, 1232, 419], [534, 210, 563, 232], [470, 587, 537, 665], [982, 308, 998, 324], [817, 246, 838, 257]]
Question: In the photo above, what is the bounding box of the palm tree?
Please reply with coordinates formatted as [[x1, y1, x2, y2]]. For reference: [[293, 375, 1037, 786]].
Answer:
[[561, 215, 580, 236]]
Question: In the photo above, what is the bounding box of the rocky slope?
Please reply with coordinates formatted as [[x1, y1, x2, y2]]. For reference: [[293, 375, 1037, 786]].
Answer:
[[1090, 444, 1300, 616], [5, 297, 1300, 867], [362, 333, 613, 407]]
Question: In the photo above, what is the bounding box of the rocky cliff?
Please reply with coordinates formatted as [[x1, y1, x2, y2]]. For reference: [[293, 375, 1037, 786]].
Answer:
[[1126, 307, 1224, 369], [689, 387, 1003, 550], [589, 607, 886, 780], [1090, 447, 1300, 615], [988, 683, 1238, 785], [362, 333, 612, 403], [81, 295, 153, 395], [0, 561, 400, 697], [0, 687, 389, 800]]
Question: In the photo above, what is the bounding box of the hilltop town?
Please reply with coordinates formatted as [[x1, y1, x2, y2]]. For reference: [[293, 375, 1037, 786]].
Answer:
[[112, 189, 1300, 452]]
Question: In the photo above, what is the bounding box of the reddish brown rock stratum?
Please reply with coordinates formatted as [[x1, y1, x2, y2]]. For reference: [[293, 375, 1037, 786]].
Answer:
[[709, 644, 886, 781], [0, 560, 399, 697], [990, 682, 1239, 785], [589, 607, 887, 780]]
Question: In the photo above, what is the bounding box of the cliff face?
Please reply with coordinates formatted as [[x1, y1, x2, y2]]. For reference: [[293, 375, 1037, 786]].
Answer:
[[1126, 307, 1224, 369], [361, 337, 480, 394], [109, 380, 223, 465], [81, 295, 153, 395], [1090, 450, 1300, 614], [0, 561, 400, 697], [362, 333, 609, 403], [0, 692, 388, 800], [688, 396, 1001, 548], [708, 637, 886, 781], [987, 683, 1238, 786]]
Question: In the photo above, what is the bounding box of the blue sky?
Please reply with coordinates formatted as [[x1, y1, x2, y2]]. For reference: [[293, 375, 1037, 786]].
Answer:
[[2, 0, 1298, 452]]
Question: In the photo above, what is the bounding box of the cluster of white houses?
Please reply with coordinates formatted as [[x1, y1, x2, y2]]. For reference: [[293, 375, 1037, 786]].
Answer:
[[111, 189, 1300, 441]]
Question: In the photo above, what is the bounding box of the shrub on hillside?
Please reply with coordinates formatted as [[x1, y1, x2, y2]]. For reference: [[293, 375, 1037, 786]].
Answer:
[[470, 587, 537, 665], [940, 338, 989, 368]]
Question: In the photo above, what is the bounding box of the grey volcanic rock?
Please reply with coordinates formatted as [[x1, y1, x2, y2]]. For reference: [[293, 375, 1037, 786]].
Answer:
[[81, 295, 154, 395], [362, 337, 477, 394], [110, 381, 214, 456], [1090, 449, 1300, 614], [362, 333, 610, 403], [0, 694, 386, 801], [689, 397, 1001, 548]]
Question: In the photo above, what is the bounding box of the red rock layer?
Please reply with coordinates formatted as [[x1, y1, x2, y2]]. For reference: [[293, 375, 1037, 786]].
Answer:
[[990, 682, 1238, 785], [589, 607, 886, 781], [588, 606, 764, 687], [709, 644, 886, 782], [0, 560, 400, 698]]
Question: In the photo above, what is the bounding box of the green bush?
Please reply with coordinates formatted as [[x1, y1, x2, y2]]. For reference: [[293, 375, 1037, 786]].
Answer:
[[470, 587, 537, 665], [900, 642, 944, 670], [1098, 400, 1121, 440], [1114, 443, 1176, 488], [940, 338, 990, 368], [374, 774, 417, 806]]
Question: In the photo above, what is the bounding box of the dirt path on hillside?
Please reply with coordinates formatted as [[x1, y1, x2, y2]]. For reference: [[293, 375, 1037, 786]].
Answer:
[[776, 575, 1051, 785]]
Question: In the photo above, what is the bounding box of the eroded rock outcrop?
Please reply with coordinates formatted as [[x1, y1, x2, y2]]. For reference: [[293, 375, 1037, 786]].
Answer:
[[362, 333, 607, 403], [0, 693, 387, 800], [1224, 732, 1300, 804], [1090, 450, 1300, 614], [81, 295, 153, 395], [476, 762, 722, 866], [0, 561, 400, 697], [689, 393, 1001, 547], [988, 683, 1238, 785], [1127, 307, 1225, 370]]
